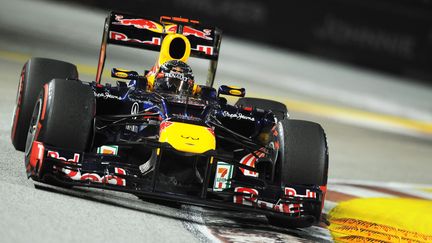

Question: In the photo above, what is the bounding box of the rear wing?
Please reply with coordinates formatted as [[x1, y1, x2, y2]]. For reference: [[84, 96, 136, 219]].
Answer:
[[95, 12, 223, 87]]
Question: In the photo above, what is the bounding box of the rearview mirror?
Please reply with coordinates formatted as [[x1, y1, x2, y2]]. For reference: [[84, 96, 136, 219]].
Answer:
[[111, 68, 139, 80], [218, 85, 246, 97]]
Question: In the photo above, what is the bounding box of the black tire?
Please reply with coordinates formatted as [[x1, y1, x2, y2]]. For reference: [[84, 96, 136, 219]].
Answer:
[[235, 97, 288, 120], [268, 119, 328, 228], [278, 119, 328, 186], [25, 79, 95, 160], [11, 58, 78, 151]]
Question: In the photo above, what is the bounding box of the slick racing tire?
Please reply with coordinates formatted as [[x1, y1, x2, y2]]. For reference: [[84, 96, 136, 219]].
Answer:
[[268, 119, 328, 228], [25, 79, 94, 152], [11, 58, 78, 151], [235, 97, 288, 121], [278, 119, 328, 186], [25, 79, 94, 182]]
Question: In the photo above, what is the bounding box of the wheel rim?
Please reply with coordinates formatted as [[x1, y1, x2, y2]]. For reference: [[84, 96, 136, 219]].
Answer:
[[25, 97, 42, 157]]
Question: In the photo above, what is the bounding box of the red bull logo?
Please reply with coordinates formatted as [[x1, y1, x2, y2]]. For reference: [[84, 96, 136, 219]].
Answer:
[[110, 31, 161, 46], [164, 25, 213, 40], [113, 15, 213, 40], [183, 26, 213, 40], [114, 15, 163, 33]]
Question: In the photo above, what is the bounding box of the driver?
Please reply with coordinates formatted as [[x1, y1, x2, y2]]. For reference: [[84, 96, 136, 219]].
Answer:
[[154, 60, 194, 95]]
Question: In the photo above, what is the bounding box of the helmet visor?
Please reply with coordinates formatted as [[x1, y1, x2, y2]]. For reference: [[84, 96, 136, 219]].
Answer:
[[155, 72, 192, 94]]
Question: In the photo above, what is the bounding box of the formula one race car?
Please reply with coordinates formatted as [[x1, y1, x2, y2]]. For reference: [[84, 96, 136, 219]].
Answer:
[[11, 12, 328, 228]]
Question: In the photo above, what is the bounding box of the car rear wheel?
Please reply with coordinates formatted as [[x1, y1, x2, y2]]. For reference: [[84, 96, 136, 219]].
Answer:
[[267, 119, 328, 228], [11, 58, 78, 151], [25, 79, 95, 182]]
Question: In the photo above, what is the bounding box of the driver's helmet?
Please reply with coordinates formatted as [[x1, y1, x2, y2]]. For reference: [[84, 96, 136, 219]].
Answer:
[[154, 60, 194, 94]]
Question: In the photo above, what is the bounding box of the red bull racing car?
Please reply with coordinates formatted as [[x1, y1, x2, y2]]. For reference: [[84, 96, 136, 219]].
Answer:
[[11, 12, 329, 228]]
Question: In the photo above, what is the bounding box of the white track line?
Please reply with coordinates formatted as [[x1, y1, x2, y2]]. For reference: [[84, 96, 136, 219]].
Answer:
[[182, 205, 221, 243], [328, 184, 395, 198], [329, 178, 432, 188], [328, 178, 432, 200]]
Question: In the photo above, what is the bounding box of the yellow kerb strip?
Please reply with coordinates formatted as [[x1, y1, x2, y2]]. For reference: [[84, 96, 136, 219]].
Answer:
[[328, 198, 432, 242]]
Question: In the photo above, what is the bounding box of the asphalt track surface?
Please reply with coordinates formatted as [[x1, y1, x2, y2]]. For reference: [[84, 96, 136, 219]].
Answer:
[[0, 0, 432, 242]]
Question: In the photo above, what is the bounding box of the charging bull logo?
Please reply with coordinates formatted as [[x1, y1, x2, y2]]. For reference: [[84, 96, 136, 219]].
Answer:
[[114, 15, 213, 40], [239, 150, 266, 177], [114, 15, 163, 33]]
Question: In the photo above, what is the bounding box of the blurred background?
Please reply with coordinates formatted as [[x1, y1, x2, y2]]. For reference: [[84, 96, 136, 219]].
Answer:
[[59, 0, 432, 83]]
